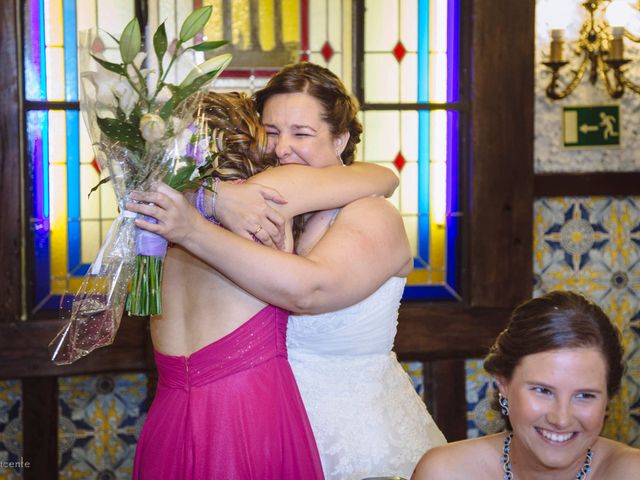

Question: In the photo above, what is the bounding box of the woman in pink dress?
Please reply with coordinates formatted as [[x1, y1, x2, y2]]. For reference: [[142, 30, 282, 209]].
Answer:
[[129, 91, 397, 479]]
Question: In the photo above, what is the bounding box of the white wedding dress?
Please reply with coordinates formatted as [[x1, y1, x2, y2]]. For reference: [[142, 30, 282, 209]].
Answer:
[[287, 276, 446, 480]]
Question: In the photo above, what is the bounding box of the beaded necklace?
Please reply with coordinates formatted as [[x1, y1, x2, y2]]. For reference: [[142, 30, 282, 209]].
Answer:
[[501, 432, 593, 480]]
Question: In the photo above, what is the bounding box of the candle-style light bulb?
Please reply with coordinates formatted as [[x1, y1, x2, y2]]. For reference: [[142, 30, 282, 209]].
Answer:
[[610, 26, 625, 60], [550, 29, 565, 62]]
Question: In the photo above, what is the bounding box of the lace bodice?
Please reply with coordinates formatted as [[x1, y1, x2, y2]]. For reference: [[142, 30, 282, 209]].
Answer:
[[287, 276, 406, 355], [286, 277, 446, 479]]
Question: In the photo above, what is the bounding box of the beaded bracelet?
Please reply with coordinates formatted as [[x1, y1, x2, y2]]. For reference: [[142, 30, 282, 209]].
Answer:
[[195, 180, 221, 225]]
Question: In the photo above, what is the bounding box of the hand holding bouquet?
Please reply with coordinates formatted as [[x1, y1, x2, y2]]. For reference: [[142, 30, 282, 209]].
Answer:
[[50, 7, 230, 365]]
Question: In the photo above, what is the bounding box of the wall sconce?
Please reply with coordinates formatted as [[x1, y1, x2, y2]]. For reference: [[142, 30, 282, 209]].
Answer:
[[543, 0, 640, 99]]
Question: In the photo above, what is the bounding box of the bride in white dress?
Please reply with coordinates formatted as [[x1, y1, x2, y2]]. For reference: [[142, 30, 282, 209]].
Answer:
[[147, 62, 447, 478]]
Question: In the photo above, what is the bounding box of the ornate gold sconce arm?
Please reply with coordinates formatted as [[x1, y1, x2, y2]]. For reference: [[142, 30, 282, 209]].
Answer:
[[543, 56, 589, 100]]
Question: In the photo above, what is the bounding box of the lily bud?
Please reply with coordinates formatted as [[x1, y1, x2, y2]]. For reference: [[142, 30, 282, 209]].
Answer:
[[179, 53, 232, 89], [139, 114, 166, 142]]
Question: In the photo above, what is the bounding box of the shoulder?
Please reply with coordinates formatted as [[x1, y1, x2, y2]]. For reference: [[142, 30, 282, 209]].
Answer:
[[336, 197, 403, 229], [412, 436, 499, 480], [596, 437, 640, 479]]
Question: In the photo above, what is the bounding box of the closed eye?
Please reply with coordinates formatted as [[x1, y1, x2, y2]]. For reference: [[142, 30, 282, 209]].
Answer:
[[532, 386, 552, 395], [575, 392, 597, 400]]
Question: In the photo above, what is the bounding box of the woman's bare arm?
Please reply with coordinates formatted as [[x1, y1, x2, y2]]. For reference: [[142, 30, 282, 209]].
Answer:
[[129, 187, 411, 314]]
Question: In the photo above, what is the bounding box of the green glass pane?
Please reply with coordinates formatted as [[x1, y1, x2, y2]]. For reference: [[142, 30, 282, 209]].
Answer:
[[362, 110, 400, 161], [400, 161, 419, 215], [46, 47, 66, 101], [365, 0, 398, 51], [364, 53, 399, 103], [400, 0, 418, 51], [401, 110, 419, 160], [81, 220, 101, 264], [80, 164, 100, 219], [309, 0, 328, 50], [400, 52, 417, 102], [97, 0, 135, 44]]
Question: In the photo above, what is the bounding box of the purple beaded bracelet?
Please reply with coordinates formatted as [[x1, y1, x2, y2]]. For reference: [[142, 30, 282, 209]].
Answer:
[[195, 178, 221, 225]]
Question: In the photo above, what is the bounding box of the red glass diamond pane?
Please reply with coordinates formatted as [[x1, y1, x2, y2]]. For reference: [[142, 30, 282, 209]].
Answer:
[[321, 41, 334, 63], [91, 157, 102, 174], [393, 152, 406, 172], [393, 41, 406, 63]]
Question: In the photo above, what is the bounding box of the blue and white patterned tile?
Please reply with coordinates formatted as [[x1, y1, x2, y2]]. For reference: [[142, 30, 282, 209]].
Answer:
[[534, 196, 640, 446], [401, 361, 425, 399], [465, 360, 504, 438], [58, 373, 148, 479], [0, 380, 22, 480]]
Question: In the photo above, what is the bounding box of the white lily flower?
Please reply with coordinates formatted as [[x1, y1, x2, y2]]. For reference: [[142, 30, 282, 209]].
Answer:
[[82, 70, 119, 109], [113, 80, 138, 116], [139, 114, 166, 142], [179, 53, 232, 89]]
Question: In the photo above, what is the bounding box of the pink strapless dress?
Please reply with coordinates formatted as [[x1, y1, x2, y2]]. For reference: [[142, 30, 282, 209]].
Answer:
[[133, 305, 324, 479]]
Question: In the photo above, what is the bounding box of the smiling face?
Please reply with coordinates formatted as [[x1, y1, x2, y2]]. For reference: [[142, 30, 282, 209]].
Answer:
[[261, 91, 348, 167], [497, 347, 608, 475]]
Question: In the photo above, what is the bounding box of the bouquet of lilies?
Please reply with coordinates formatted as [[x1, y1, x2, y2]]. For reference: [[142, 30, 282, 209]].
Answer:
[[50, 6, 229, 365]]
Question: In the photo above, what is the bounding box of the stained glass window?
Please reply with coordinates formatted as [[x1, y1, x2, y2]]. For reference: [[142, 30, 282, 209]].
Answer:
[[360, 0, 462, 300], [24, 0, 461, 311]]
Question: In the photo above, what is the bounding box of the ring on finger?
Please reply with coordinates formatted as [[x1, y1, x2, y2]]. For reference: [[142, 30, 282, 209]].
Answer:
[[253, 224, 263, 235]]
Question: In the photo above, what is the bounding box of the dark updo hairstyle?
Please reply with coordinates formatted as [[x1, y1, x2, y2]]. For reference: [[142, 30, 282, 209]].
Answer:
[[484, 291, 625, 429], [254, 62, 362, 165]]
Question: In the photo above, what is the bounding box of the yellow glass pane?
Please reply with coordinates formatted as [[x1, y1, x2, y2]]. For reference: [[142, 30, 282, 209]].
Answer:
[[79, 121, 94, 164], [429, 221, 446, 269], [328, 0, 342, 50], [429, 53, 448, 103], [430, 110, 447, 163], [97, 0, 135, 44], [46, 47, 66, 101], [328, 53, 343, 78], [232, 0, 251, 50], [430, 161, 447, 225], [363, 110, 400, 161], [80, 164, 100, 219], [430, 0, 448, 53], [408, 267, 429, 285], [100, 186, 119, 219], [203, 0, 224, 41], [400, 52, 418, 102], [101, 219, 117, 245], [50, 164, 68, 280], [259, 0, 276, 51], [364, 53, 399, 103], [282, 0, 300, 45], [44, 0, 64, 46], [365, 0, 398, 51], [309, 0, 327, 50], [48, 111, 67, 164], [81, 220, 102, 264], [401, 111, 419, 160], [403, 215, 419, 258], [400, 0, 418, 51], [400, 161, 419, 215], [76, 0, 97, 31]]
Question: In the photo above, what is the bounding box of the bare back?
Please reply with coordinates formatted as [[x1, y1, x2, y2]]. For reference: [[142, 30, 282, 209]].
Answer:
[[151, 227, 293, 357]]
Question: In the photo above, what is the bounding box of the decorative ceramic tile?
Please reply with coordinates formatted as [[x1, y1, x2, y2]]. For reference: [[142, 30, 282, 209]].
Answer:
[[465, 360, 504, 438], [535, 196, 640, 446], [58, 373, 148, 479], [0, 380, 22, 480], [534, 0, 640, 173], [401, 361, 425, 399]]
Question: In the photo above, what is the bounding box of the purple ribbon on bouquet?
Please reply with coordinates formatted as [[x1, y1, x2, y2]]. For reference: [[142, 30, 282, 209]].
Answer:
[[135, 214, 168, 257]]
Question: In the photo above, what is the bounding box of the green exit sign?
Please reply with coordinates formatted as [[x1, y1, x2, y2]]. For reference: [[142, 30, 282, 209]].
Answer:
[[563, 105, 620, 148]]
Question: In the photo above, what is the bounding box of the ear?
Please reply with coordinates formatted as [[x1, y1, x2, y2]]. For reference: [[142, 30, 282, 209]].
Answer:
[[495, 377, 509, 397], [334, 130, 350, 156]]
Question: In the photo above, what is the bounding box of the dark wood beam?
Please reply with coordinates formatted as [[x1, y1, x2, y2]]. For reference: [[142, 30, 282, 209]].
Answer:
[[22, 377, 58, 480], [0, 0, 22, 322], [535, 172, 640, 197], [0, 316, 155, 379], [469, 0, 534, 308], [424, 359, 467, 442]]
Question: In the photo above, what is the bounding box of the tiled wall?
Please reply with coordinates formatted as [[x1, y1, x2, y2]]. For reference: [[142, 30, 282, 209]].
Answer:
[[0, 380, 22, 480], [467, 197, 640, 446]]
